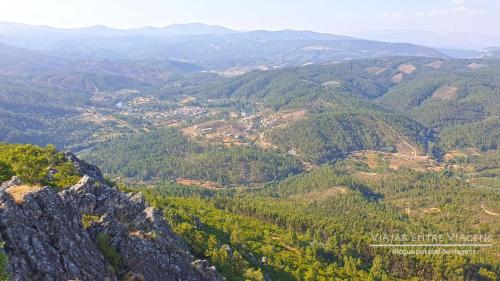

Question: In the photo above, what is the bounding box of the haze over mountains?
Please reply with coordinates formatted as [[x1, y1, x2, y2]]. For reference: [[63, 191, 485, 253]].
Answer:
[[0, 21, 447, 69], [2, 21, 498, 67], [355, 29, 500, 50], [353, 29, 500, 59]]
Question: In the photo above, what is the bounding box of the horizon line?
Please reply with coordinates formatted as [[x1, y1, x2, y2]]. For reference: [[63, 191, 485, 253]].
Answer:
[[1, 20, 499, 39]]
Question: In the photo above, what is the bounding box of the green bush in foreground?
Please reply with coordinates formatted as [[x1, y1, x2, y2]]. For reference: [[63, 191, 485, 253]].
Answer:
[[0, 143, 81, 188], [0, 160, 13, 182]]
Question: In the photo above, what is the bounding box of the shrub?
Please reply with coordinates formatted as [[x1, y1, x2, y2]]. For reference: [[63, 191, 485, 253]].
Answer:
[[96, 233, 122, 271]]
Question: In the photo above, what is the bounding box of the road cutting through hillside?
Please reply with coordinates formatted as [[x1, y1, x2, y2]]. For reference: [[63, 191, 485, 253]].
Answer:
[[369, 114, 418, 157]]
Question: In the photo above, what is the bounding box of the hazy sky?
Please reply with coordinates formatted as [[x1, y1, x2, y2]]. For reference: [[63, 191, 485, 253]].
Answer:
[[0, 0, 498, 35]]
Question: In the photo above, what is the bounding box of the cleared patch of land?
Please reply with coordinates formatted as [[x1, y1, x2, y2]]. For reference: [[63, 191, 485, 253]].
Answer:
[[262, 110, 307, 128], [352, 171, 387, 183], [176, 178, 221, 189], [432, 86, 459, 100], [257, 132, 277, 150], [289, 186, 348, 202], [391, 73, 403, 83], [322, 80, 341, 86], [398, 64, 417, 74], [181, 109, 307, 148], [467, 63, 487, 69], [388, 154, 439, 172], [349, 151, 442, 172]]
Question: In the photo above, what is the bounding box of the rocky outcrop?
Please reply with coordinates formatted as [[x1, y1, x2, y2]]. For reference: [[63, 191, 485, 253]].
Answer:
[[0, 176, 20, 189], [0, 156, 223, 281], [0, 184, 114, 281]]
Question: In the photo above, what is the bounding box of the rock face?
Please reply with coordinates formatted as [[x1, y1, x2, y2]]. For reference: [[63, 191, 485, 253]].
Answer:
[[0, 176, 20, 189], [0, 154, 223, 281], [0, 184, 114, 281], [64, 151, 106, 184]]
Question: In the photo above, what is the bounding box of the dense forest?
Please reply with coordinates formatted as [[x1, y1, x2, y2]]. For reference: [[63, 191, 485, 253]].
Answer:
[[82, 128, 302, 185], [268, 110, 432, 163], [137, 161, 500, 281], [440, 118, 500, 151]]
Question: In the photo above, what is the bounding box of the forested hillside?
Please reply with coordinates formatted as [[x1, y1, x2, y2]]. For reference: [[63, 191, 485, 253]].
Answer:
[[2, 141, 499, 281], [68, 56, 500, 185], [1, 55, 499, 154], [138, 160, 500, 281], [81, 128, 302, 185], [189, 57, 500, 153], [440, 117, 500, 151], [72, 56, 500, 280], [268, 110, 432, 163]]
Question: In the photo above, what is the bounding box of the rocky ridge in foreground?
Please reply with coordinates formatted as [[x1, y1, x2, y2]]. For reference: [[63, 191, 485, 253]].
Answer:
[[0, 153, 222, 281]]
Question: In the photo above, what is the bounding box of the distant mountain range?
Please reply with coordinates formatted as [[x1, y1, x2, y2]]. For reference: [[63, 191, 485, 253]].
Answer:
[[354, 29, 500, 56], [0, 22, 445, 69], [0, 21, 236, 37]]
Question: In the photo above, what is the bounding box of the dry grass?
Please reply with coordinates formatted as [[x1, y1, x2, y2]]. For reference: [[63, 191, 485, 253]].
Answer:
[[365, 153, 382, 170], [257, 132, 277, 150], [6, 185, 42, 204], [422, 207, 441, 214], [81, 112, 118, 125], [182, 119, 251, 147], [443, 150, 469, 161], [270, 236, 300, 254], [129, 96, 157, 106]]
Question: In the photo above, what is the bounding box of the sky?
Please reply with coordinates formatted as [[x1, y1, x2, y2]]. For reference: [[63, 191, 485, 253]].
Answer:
[[0, 0, 498, 35]]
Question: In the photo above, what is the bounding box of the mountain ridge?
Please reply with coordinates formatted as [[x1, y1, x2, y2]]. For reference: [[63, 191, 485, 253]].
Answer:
[[0, 21, 446, 68]]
